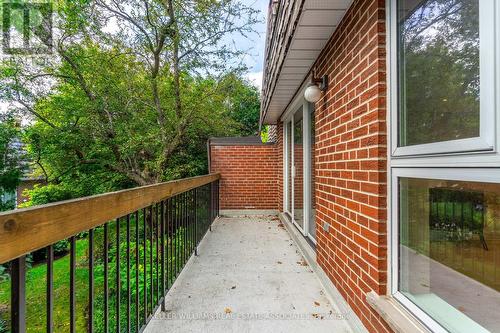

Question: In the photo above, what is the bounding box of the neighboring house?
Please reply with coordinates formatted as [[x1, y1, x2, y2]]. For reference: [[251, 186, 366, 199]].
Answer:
[[9, 138, 45, 207], [16, 176, 46, 207], [210, 1, 500, 333]]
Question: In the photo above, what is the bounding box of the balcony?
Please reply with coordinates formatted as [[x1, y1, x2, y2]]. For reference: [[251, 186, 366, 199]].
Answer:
[[0, 174, 362, 333], [145, 215, 358, 333]]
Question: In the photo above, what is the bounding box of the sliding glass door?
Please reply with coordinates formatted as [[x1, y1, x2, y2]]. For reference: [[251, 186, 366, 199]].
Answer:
[[308, 107, 316, 241], [293, 109, 304, 229], [284, 101, 316, 243], [285, 121, 293, 216]]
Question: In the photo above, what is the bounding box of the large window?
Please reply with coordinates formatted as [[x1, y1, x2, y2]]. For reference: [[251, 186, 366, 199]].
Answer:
[[395, 170, 500, 333], [390, 0, 500, 332], [392, 0, 495, 156]]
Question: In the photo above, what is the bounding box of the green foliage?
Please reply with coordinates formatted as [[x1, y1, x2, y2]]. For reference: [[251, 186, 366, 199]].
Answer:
[[53, 239, 70, 256], [0, 239, 90, 332], [0, 266, 8, 283], [0, 117, 22, 211], [0, 317, 6, 333], [19, 183, 75, 208], [0, 0, 262, 199], [220, 74, 261, 136]]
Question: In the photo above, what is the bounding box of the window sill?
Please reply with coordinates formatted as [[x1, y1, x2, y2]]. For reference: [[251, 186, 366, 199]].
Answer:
[[366, 291, 430, 333]]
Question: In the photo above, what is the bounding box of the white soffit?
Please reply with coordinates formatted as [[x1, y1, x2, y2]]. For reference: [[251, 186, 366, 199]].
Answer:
[[263, 0, 353, 124]]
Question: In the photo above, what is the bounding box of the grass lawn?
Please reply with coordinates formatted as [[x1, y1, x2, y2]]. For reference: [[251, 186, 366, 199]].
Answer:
[[0, 240, 90, 332], [0, 208, 209, 333]]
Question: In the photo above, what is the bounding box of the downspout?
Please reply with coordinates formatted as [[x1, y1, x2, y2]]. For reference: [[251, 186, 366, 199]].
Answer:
[[206, 139, 211, 173]]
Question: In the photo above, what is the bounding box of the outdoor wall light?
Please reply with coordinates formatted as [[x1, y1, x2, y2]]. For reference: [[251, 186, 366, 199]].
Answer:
[[304, 75, 328, 103]]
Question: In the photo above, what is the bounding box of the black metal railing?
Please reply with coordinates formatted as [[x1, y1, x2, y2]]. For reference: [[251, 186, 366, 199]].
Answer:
[[0, 176, 220, 333]]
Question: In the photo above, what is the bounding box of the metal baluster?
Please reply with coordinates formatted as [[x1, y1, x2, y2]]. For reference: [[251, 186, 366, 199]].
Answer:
[[155, 203, 159, 304], [161, 200, 166, 311], [126, 215, 131, 333], [194, 188, 198, 256], [143, 208, 147, 321], [184, 192, 188, 264], [186, 191, 190, 256], [175, 196, 179, 278], [179, 194, 183, 271], [135, 211, 139, 332], [116, 218, 121, 333], [178, 194, 181, 270], [182, 192, 186, 266], [185, 192, 188, 263], [170, 197, 177, 278], [149, 206, 153, 316], [190, 190, 194, 255], [168, 198, 172, 289], [70, 236, 76, 333], [189, 190, 193, 255], [104, 223, 109, 333], [187, 191, 191, 256], [11, 256, 26, 333], [209, 183, 213, 231], [46, 245, 54, 333], [89, 230, 94, 333]]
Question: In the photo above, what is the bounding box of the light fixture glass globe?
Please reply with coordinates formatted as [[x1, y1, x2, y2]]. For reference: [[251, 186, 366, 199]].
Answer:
[[304, 84, 322, 103]]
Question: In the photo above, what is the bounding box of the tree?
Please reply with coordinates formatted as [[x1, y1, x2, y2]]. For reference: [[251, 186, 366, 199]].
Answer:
[[0, 0, 260, 193], [399, 0, 479, 146], [220, 73, 261, 136], [0, 117, 22, 211]]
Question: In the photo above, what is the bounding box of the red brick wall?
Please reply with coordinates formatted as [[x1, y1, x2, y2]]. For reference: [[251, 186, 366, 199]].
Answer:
[[312, 0, 390, 332], [276, 123, 284, 212], [209, 143, 280, 210]]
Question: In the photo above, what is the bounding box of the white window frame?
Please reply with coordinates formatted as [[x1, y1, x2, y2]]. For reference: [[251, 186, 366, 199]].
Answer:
[[390, 168, 500, 333], [303, 101, 317, 244], [282, 88, 316, 242], [283, 120, 291, 215], [388, 0, 500, 331], [390, 0, 497, 157], [284, 108, 306, 235]]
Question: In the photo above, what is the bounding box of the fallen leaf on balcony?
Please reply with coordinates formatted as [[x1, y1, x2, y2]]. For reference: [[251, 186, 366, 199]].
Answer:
[[312, 313, 319, 318], [314, 301, 320, 306], [278, 223, 284, 228], [277, 261, 282, 264], [224, 307, 232, 314], [231, 285, 236, 289], [297, 259, 308, 266]]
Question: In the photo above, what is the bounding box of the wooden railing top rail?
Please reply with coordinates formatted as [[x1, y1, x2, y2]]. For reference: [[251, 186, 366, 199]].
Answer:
[[0, 173, 220, 264]]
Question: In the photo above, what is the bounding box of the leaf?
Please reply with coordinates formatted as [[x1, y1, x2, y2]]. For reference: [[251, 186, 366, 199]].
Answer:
[[224, 307, 232, 314]]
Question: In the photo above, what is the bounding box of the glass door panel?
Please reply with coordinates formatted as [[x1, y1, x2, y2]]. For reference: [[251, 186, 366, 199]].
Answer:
[[286, 121, 293, 216], [293, 109, 304, 229], [308, 107, 316, 241]]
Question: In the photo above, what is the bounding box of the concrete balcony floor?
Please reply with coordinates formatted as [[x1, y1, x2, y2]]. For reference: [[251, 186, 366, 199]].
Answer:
[[145, 215, 360, 333]]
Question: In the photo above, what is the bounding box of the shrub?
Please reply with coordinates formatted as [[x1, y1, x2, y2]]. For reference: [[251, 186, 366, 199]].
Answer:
[[0, 317, 7, 333], [0, 265, 8, 282]]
